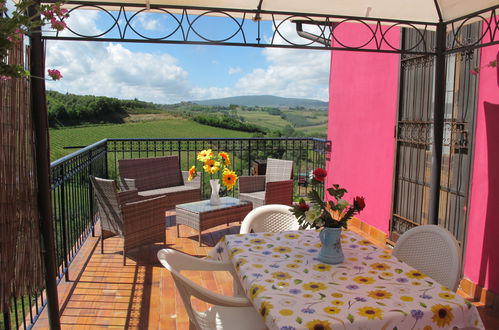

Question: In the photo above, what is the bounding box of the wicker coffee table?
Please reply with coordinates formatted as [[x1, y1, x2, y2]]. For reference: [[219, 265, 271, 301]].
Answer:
[[176, 197, 253, 246]]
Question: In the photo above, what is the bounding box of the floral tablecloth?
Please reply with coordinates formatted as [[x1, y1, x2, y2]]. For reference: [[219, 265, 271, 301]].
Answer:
[[207, 230, 484, 330]]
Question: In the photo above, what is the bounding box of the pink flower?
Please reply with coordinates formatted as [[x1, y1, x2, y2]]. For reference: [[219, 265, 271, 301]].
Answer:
[[1, 75, 12, 81], [42, 9, 55, 19], [313, 168, 327, 182], [50, 18, 67, 31], [48, 69, 63, 80]]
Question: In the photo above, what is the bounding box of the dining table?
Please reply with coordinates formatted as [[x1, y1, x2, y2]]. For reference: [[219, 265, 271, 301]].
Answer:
[[207, 229, 484, 330]]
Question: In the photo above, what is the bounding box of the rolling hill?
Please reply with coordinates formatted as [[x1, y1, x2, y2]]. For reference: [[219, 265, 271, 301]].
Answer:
[[193, 95, 328, 109]]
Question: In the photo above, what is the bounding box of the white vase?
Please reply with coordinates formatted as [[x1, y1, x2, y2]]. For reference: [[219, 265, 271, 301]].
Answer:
[[209, 179, 221, 206]]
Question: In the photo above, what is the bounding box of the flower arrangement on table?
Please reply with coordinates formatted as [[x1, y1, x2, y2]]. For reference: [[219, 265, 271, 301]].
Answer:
[[188, 149, 238, 191], [291, 168, 366, 229]]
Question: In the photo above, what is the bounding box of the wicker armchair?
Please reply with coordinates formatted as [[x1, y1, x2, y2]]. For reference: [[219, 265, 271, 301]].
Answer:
[[239, 158, 294, 208], [118, 156, 201, 211], [90, 176, 168, 265]]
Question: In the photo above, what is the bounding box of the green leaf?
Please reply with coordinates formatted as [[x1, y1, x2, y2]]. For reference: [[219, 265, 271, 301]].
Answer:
[[296, 317, 303, 324], [394, 268, 403, 274], [419, 302, 427, 308], [375, 301, 386, 306], [347, 314, 355, 323], [390, 309, 408, 316], [319, 293, 326, 299], [304, 269, 309, 274], [294, 279, 303, 285]]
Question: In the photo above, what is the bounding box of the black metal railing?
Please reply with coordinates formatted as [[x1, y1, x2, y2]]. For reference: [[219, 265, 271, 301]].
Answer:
[[3, 137, 329, 329]]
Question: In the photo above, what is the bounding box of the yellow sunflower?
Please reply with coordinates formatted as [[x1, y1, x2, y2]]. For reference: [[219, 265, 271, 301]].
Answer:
[[197, 149, 213, 162], [313, 264, 332, 272], [235, 258, 247, 270], [379, 254, 392, 259], [249, 238, 266, 244], [283, 233, 299, 239], [358, 306, 383, 320], [400, 296, 414, 302], [331, 293, 343, 298], [303, 282, 327, 291], [370, 263, 391, 271], [406, 270, 427, 279], [222, 169, 238, 190], [248, 284, 266, 300], [229, 248, 243, 258], [187, 165, 197, 181], [279, 309, 293, 316], [358, 239, 372, 246], [271, 271, 291, 280], [259, 301, 273, 320], [273, 246, 292, 253], [277, 281, 289, 287], [324, 306, 341, 314], [438, 292, 455, 300], [331, 300, 344, 306], [431, 304, 454, 327], [286, 263, 300, 269], [367, 289, 392, 300], [353, 276, 375, 284], [203, 159, 220, 174], [305, 320, 332, 330], [218, 151, 231, 166]]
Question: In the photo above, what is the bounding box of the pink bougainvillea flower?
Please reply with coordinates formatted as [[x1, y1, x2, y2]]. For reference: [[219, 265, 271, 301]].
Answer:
[[48, 69, 63, 80], [1, 75, 12, 81], [50, 18, 67, 31], [42, 9, 55, 19], [313, 168, 327, 182]]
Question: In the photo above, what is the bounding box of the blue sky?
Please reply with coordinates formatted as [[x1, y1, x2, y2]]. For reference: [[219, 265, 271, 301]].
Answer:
[[45, 10, 330, 104]]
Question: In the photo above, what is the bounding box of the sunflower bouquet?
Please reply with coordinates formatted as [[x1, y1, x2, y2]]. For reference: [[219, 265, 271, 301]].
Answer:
[[188, 149, 238, 190]]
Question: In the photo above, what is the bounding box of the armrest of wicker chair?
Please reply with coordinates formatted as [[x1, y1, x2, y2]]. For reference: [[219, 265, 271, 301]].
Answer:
[[121, 195, 168, 252], [239, 175, 266, 193], [265, 180, 294, 206], [118, 177, 137, 191], [117, 189, 145, 205]]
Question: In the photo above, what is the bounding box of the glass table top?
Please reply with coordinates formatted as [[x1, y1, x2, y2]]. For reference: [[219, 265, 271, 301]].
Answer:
[[176, 197, 250, 213]]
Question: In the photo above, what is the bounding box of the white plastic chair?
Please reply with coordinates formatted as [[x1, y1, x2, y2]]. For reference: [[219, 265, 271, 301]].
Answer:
[[240, 204, 300, 234], [393, 224, 461, 291], [157, 249, 267, 330]]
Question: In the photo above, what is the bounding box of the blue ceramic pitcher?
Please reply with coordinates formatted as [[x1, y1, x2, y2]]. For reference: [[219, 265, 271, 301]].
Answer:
[[318, 227, 344, 264]]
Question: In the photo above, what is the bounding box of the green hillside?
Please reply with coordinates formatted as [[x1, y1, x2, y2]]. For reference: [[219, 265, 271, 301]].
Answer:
[[50, 117, 252, 161]]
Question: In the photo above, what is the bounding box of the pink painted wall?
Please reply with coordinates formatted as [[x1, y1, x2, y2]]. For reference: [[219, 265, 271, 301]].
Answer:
[[464, 23, 499, 293], [326, 24, 400, 233]]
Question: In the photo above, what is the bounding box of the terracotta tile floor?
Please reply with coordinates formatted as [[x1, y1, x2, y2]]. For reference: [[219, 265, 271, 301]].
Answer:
[[33, 215, 499, 329]]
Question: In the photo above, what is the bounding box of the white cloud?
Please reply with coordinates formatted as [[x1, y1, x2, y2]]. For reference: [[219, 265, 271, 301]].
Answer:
[[233, 21, 330, 101], [45, 13, 330, 103], [228, 67, 243, 75], [135, 14, 160, 31]]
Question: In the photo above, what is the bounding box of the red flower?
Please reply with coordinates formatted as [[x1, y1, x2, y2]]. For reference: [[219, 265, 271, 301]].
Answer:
[[313, 168, 327, 182], [299, 201, 310, 211], [354, 196, 365, 211], [47, 69, 63, 80]]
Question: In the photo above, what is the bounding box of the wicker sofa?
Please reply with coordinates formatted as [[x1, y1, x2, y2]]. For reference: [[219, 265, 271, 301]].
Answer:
[[118, 156, 201, 211]]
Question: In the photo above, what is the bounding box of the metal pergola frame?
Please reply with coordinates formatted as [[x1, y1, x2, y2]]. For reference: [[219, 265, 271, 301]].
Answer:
[[28, 2, 499, 328]]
